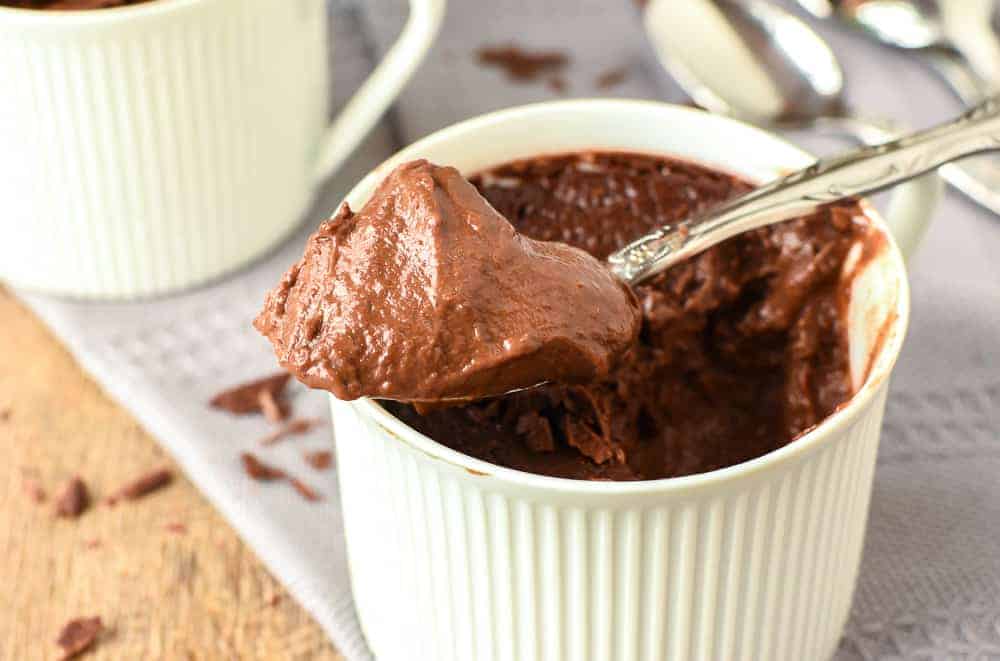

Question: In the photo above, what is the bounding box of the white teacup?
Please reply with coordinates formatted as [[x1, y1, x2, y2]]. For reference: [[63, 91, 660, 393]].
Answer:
[[0, 0, 443, 299], [329, 100, 940, 661]]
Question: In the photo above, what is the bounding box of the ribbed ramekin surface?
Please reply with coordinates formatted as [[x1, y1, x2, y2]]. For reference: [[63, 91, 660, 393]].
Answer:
[[333, 386, 888, 661]]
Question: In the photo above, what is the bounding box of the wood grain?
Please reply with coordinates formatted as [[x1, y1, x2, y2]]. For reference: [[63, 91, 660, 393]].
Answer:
[[0, 288, 343, 661]]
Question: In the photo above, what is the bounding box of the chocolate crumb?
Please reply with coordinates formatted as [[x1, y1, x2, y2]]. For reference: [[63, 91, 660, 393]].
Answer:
[[106, 468, 172, 505], [515, 411, 556, 452], [259, 418, 323, 446], [547, 75, 567, 94], [241, 453, 286, 481], [210, 373, 291, 416], [268, 595, 282, 607], [477, 44, 569, 82], [289, 477, 322, 502], [0, 407, 10, 422], [55, 477, 89, 518], [595, 67, 628, 90], [55, 616, 103, 660], [564, 418, 623, 465], [304, 450, 333, 471], [164, 522, 187, 535]]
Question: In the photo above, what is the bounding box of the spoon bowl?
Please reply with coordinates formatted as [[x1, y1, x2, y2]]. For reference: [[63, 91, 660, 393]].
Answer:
[[643, 0, 847, 126], [642, 0, 1000, 218]]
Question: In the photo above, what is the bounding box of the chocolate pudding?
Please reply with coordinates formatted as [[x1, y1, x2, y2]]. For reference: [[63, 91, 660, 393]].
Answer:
[[2, 0, 151, 9], [385, 152, 882, 480], [255, 160, 640, 403]]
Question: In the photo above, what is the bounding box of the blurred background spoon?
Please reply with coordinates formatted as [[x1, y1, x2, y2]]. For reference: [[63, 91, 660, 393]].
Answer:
[[641, 0, 1000, 217], [795, 0, 1000, 102], [609, 95, 1000, 283]]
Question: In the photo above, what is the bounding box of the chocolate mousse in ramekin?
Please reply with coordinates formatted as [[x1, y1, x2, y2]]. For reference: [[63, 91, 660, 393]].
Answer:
[[261, 100, 938, 661]]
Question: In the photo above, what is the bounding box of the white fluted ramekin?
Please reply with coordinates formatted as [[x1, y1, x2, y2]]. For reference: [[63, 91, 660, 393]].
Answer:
[[329, 100, 941, 661], [0, 0, 442, 299]]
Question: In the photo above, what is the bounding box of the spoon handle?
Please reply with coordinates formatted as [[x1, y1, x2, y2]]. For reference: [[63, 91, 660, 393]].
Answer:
[[609, 97, 1000, 285], [922, 47, 988, 106], [820, 114, 1000, 221]]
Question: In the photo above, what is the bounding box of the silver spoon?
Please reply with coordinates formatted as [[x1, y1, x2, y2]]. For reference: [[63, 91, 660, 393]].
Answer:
[[641, 0, 1000, 217], [795, 0, 1000, 101], [608, 96, 1000, 284]]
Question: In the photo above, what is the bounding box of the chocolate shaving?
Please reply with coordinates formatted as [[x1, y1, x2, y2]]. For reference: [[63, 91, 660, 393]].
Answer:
[[241, 453, 286, 481], [257, 388, 288, 423], [564, 418, 623, 465], [55, 616, 103, 660], [55, 477, 89, 518], [595, 67, 628, 90], [259, 418, 323, 446], [304, 450, 333, 471], [210, 372, 291, 415], [106, 468, 172, 505], [241, 453, 323, 503], [289, 477, 322, 502], [477, 44, 569, 82]]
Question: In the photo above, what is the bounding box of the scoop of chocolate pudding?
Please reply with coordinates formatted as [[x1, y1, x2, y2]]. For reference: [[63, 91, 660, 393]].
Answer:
[[255, 160, 640, 403], [385, 152, 883, 480]]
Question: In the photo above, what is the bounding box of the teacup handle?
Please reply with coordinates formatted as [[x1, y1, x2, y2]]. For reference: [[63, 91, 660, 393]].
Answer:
[[312, 0, 446, 184]]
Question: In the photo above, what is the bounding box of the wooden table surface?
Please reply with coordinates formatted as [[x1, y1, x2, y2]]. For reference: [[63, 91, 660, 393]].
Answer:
[[0, 287, 343, 661]]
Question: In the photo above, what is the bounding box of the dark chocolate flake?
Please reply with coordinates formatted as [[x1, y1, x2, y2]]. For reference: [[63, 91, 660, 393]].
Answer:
[[210, 372, 291, 415], [304, 450, 333, 471], [241, 453, 286, 481], [564, 418, 623, 465], [259, 418, 323, 446], [477, 44, 569, 82], [516, 411, 556, 452], [55, 476, 89, 518], [289, 477, 322, 502], [257, 388, 289, 423], [106, 468, 172, 505], [55, 616, 103, 660]]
